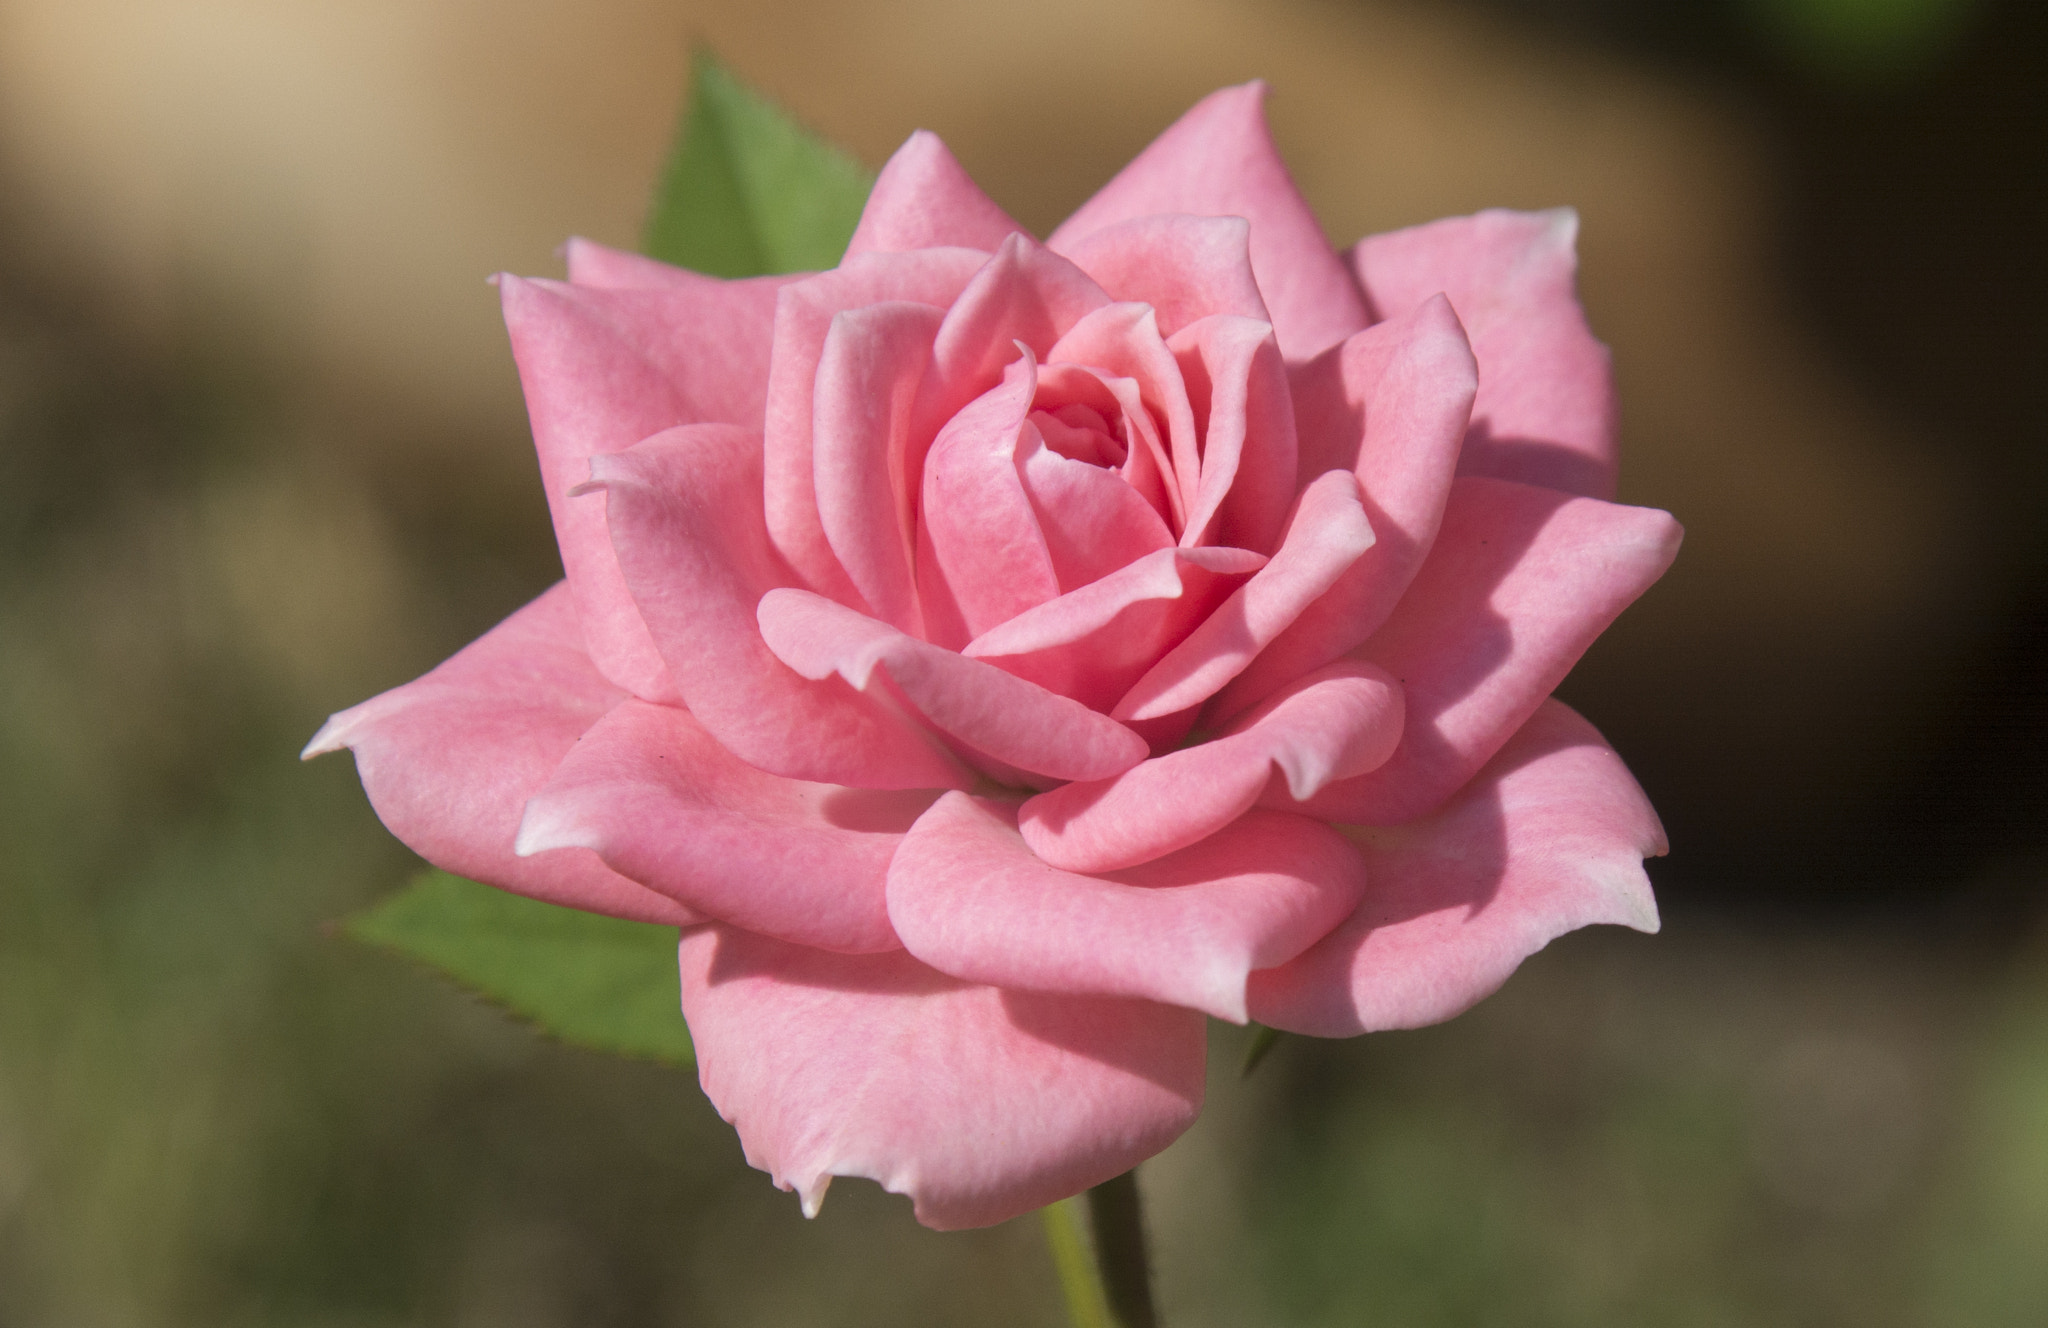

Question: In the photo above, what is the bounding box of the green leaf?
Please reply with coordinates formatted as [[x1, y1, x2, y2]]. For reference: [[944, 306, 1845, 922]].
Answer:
[[346, 870, 692, 1066], [643, 50, 875, 277]]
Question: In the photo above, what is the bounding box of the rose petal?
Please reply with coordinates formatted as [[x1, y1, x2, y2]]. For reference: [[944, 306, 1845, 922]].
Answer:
[[758, 588, 1149, 785], [1210, 294, 1477, 722], [916, 356, 1063, 638], [888, 794, 1366, 1022], [1167, 314, 1296, 553], [1115, 470, 1375, 722], [764, 249, 990, 606], [1016, 421, 1176, 592], [1045, 303, 1199, 531], [1284, 477, 1682, 825], [845, 130, 1028, 257], [517, 699, 933, 953], [1020, 660, 1402, 872], [918, 234, 1113, 433], [1247, 699, 1663, 1035], [590, 425, 969, 791], [499, 272, 788, 699], [1350, 208, 1617, 499], [1050, 82, 1369, 361], [1034, 361, 1183, 537], [563, 236, 704, 290], [1056, 213, 1269, 338], [302, 583, 696, 925], [812, 300, 948, 635], [681, 925, 1206, 1229], [963, 546, 1263, 711]]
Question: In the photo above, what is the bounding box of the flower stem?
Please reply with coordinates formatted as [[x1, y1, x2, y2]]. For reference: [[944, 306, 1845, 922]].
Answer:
[[1088, 1169, 1160, 1327], [1040, 1197, 1114, 1328], [1041, 1170, 1161, 1328]]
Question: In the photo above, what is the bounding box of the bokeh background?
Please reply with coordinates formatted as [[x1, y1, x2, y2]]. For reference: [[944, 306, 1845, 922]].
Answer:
[[2, 0, 2043, 1323]]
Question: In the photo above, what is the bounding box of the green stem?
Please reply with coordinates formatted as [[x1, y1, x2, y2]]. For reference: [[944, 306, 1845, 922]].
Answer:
[[1041, 1170, 1161, 1328], [1040, 1197, 1114, 1328]]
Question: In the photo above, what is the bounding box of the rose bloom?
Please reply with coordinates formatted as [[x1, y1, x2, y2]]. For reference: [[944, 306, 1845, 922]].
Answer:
[[309, 84, 1679, 1230]]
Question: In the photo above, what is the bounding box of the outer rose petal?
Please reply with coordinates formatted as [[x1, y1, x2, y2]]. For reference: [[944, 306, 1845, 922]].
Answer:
[[1286, 477, 1682, 825], [518, 699, 935, 954], [1350, 208, 1617, 499], [302, 583, 695, 925], [1246, 699, 1663, 1035], [1056, 214, 1270, 339], [681, 925, 1206, 1230], [1212, 294, 1477, 722], [888, 795, 1366, 1023], [499, 272, 787, 700], [846, 130, 1027, 257], [1051, 82, 1369, 361], [590, 425, 969, 791], [563, 236, 704, 290], [1020, 661, 1402, 873], [758, 588, 1148, 785]]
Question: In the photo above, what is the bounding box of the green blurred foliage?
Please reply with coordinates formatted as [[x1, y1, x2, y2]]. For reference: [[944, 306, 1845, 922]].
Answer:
[[642, 51, 875, 278], [1745, 0, 1986, 84]]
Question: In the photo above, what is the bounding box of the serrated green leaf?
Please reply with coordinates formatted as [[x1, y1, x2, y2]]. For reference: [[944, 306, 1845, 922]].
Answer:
[[347, 870, 692, 1066], [643, 50, 875, 277]]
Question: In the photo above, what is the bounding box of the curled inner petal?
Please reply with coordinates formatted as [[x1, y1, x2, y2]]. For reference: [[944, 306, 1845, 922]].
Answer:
[[1020, 660, 1403, 873]]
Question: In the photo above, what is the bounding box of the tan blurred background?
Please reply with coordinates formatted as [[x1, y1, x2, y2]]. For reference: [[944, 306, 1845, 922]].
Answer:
[[2, 0, 2043, 1324]]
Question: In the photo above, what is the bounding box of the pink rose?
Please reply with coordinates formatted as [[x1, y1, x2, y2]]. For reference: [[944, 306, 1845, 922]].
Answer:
[[308, 83, 1679, 1229]]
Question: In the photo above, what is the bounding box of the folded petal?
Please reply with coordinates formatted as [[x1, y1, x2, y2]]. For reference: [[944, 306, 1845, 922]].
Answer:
[[1021, 661, 1402, 872], [1034, 360, 1184, 538], [963, 546, 1263, 712], [1168, 314, 1296, 553], [1051, 82, 1368, 361], [681, 925, 1206, 1230], [1285, 477, 1682, 825], [919, 234, 1113, 431], [1211, 294, 1476, 722], [1015, 421, 1176, 592], [1115, 470, 1374, 722], [590, 425, 968, 791], [812, 300, 947, 635], [845, 130, 1027, 257], [302, 583, 695, 925], [1247, 699, 1663, 1035], [917, 357, 1062, 637], [1046, 303, 1198, 532], [518, 699, 935, 953], [889, 794, 1365, 1023], [1350, 209, 1617, 499], [764, 249, 989, 606], [1056, 214, 1269, 338], [500, 271, 786, 699], [759, 589, 1149, 785]]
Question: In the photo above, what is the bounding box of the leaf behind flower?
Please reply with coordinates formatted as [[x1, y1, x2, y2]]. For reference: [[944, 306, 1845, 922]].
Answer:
[[643, 50, 874, 277], [346, 870, 693, 1067]]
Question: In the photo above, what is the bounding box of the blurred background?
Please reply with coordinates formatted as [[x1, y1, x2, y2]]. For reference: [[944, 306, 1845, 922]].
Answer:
[[1, 0, 2043, 1322]]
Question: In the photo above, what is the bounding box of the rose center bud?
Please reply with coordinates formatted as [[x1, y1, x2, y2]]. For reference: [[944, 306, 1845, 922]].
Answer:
[[1028, 404, 1125, 469]]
